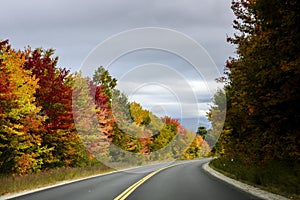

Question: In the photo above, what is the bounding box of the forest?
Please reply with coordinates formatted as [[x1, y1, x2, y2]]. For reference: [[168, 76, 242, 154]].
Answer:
[[0, 40, 209, 175], [207, 0, 299, 197], [208, 0, 299, 165]]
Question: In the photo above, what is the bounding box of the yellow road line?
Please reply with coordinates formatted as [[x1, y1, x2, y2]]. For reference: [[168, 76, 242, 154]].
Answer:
[[114, 163, 182, 200]]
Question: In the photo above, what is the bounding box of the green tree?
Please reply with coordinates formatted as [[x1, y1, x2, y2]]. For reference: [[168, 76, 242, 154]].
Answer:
[[92, 66, 117, 100], [206, 89, 227, 156], [196, 126, 207, 139]]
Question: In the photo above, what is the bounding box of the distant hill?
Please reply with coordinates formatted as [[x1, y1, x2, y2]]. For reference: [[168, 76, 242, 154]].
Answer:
[[176, 116, 211, 132]]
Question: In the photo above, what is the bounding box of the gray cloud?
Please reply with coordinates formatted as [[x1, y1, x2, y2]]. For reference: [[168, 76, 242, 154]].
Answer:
[[1, 0, 235, 69]]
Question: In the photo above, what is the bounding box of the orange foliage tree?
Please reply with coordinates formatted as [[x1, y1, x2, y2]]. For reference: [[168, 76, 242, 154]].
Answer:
[[0, 40, 53, 174]]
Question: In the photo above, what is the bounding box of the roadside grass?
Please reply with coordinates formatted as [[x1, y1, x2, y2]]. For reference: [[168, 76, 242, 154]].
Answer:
[[0, 165, 113, 196], [0, 159, 177, 196], [209, 158, 300, 200]]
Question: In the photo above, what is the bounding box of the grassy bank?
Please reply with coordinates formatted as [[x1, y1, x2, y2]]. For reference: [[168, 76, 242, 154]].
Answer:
[[209, 158, 300, 200], [0, 165, 113, 196]]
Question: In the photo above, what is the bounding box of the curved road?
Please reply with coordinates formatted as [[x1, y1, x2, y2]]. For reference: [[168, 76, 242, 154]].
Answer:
[[10, 159, 260, 200]]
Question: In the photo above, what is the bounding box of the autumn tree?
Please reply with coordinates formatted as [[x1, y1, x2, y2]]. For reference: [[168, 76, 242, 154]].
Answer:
[[216, 0, 300, 164], [129, 102, 151, 126], [0, 40, 53, 174], [181, 134, 210, 159], [72, 73, 111, 163], [24, 48, 88, 167], [110, 89, 139, 155], [150, 116, 183, 159], [91, 83, 115, 139]]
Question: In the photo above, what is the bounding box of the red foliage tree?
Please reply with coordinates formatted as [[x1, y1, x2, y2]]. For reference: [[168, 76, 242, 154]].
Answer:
[[23, 49, 87, 167]]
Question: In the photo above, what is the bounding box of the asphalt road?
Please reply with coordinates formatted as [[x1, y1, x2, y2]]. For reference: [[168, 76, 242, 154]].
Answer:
[[10, 159, 260, 200]]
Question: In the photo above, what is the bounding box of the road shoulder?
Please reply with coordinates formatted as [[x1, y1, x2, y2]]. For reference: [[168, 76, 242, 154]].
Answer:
[[0, 170, 120, 200], [202, 162, 289, 200]]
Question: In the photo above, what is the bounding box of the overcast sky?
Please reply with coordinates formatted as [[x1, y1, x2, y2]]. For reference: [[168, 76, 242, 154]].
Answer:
[[1, 0, 236, 131]]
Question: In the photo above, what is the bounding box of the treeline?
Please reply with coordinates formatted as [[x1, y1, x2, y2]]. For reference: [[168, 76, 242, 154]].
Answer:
[[208, 0, 299, 165], [0, 40, 209, 175]]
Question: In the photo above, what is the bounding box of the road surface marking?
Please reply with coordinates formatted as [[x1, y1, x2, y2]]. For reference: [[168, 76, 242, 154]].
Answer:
[[114, 163, 182, 200]]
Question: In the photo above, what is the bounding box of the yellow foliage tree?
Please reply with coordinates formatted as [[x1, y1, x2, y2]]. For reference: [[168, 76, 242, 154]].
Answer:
[[0, 42, 53, 174]]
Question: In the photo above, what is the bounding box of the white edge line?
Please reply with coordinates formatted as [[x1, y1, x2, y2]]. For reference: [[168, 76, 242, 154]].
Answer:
[[0, 170, 119, 200], [0, 161, 177, 200], [202, 162, 290, 200]]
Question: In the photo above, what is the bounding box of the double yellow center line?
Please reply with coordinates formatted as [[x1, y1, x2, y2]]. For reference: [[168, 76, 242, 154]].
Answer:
[[114, 163, 182, 200]]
